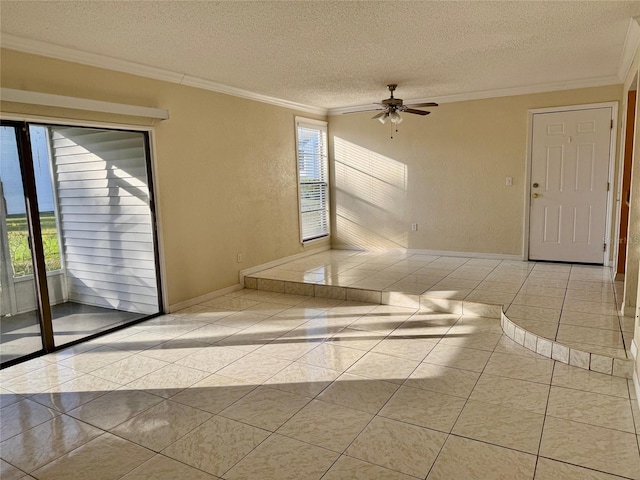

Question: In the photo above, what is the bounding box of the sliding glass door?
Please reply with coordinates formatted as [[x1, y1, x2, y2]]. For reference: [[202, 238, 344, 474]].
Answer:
[[1, 124, 44, 362], [0, 121, 162, 366]]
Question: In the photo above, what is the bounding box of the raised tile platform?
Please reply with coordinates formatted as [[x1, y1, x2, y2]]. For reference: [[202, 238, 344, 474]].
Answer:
[[244, 250, 634, 378]]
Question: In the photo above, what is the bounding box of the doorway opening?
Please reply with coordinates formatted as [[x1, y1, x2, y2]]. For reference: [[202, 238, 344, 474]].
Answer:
[[616, 77, 637, 280]]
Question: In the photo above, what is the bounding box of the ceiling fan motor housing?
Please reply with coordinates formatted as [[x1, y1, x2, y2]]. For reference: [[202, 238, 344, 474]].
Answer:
[[382, 98, 403, 107], [383, 84, 401, 109]]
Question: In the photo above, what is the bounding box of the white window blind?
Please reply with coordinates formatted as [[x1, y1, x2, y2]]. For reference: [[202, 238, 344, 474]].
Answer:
[[296, 119, 329, 242]]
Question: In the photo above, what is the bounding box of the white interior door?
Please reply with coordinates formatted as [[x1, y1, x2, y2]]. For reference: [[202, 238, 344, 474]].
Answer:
[[529, 107, 612, 264]]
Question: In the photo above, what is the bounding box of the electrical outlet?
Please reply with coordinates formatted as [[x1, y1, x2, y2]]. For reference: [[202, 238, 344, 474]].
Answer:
[[505, 176, 513, 186], [237, 253, 243, 263], [411, 223, 418, 231]]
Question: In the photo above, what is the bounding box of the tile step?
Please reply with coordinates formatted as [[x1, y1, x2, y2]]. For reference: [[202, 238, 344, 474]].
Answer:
[[245, 276, 633, 379]]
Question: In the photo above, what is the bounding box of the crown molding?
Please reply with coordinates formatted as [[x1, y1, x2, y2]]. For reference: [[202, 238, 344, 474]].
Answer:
[[328, 75, 622, 115], [618, 18, 640, 82], [2, 32, 625, 118], [181, 76, 327, 116], [1, 34, 185, 84], [1, 33, 327, 117]]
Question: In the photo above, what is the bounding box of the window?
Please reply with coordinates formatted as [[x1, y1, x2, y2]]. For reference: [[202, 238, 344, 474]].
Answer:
[[296, 118, 329, 242]]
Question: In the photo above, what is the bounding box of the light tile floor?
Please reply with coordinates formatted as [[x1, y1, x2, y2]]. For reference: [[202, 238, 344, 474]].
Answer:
[[247, 250, 633, 361], [1, 282, 639, 478]]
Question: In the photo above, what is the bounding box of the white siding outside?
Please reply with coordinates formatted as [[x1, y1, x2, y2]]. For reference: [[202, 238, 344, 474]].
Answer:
[[49, 127, 158, 314]]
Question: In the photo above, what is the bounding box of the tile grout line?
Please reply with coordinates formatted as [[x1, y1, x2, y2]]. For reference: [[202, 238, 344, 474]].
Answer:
[[211, 301, 406, 478], [532, 359, 556, 478], [288, 302, 427, 479], [314, 305, 454, 479], [423, 317, 505, 479], [555, 266, 572, 344]]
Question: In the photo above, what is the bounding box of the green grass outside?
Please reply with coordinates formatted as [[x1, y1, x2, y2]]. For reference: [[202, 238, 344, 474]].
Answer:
[[6, 212, 61, 277]]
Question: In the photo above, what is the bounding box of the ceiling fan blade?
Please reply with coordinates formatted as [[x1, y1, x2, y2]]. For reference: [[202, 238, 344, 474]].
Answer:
[[404, 109, 431, 116], [371, 111, 387, 120], [405, 102, 439, 108]]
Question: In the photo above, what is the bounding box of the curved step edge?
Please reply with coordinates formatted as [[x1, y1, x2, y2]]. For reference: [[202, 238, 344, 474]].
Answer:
[[501, 310, 633, 379]]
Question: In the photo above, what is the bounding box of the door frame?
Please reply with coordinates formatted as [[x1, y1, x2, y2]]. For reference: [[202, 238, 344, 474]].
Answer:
[[1, 112, 169, 314], [0, 114, 168, 367], [614, 81, 637, 280], [1, 120, 55, 352], [522, 102, 618, 264]]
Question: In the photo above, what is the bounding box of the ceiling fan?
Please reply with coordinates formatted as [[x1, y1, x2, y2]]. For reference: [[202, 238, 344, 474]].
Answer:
[[345, 84, 438, 125]]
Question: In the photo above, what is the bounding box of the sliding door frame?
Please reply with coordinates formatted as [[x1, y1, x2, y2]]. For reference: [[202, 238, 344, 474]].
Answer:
[[0, 116, 165, 368], [2, 120, 55, 354]]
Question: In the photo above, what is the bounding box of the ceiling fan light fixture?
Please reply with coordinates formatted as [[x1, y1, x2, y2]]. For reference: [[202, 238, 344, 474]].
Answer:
[[378, 114, 388, 124], [390, 111, 403, 124]]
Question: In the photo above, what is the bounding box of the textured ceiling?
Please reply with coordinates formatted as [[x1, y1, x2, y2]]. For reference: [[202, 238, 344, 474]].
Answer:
[[1, 1, 640, 111]]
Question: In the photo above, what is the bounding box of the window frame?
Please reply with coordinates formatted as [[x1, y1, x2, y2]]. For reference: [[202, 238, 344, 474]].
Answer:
[[295, 117, 330, 244]]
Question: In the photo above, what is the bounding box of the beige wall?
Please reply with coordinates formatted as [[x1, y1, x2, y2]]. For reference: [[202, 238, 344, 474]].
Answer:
[[1, 49, 328, 308], [329, 85, 623, 256], [2, 47, 636, 318]]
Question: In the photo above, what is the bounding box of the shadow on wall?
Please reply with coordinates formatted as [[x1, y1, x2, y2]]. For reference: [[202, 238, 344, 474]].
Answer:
[[333, 137, 409, 249]]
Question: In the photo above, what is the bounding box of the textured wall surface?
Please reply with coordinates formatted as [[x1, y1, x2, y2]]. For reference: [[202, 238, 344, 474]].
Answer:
[[1, 49, 328, 307], [329, 85, 623, 256]]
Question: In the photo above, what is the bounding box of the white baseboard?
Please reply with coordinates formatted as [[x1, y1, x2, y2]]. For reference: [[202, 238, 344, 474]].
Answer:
[[168, 283, 243, 313], [239, 245, 331, 285], [632, 340, 640, 412], [634, 370, 640, 412], [407, 249, 523, 261], [332, 245, 522, 261], [331, 245, 367, 251]]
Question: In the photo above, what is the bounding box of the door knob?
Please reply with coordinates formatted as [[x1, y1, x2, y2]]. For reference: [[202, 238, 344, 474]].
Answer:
[[532, 193, 541, 198]]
